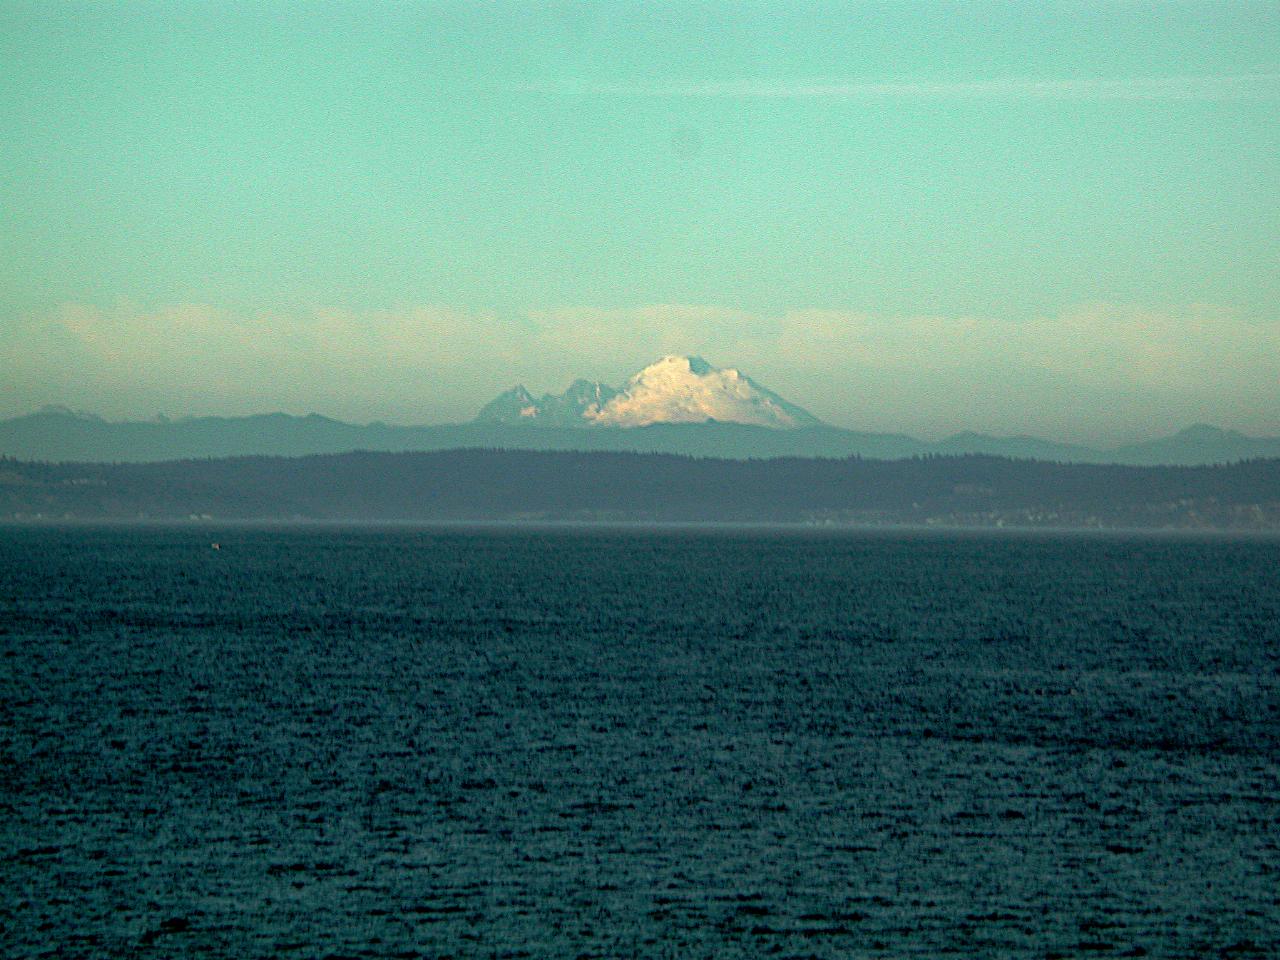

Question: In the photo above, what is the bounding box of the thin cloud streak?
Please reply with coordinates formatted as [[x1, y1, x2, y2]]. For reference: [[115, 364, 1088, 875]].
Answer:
[[516, 73, 1280, 101]]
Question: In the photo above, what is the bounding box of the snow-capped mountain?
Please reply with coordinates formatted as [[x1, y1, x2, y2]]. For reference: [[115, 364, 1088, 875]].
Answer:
[[475, 379, 620, 428], [475, 356, 820, 429]]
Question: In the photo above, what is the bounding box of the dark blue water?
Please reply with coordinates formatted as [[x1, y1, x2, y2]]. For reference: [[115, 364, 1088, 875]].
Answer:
[[2, 526, 1278, 958]]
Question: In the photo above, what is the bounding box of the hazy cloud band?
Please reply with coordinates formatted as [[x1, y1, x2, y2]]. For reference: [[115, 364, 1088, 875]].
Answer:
[[4, 301, 1277, 444]]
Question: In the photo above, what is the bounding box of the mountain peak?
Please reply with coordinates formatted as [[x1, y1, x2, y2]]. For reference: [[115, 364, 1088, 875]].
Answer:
[[474, 385, 540, 423], [476, 357, 819, 430], [599, 356, 801, 428], [639, 354, 715, 376]]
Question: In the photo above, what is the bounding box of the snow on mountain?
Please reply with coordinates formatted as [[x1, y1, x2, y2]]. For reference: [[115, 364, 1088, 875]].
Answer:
[[474, 385, 542, 423], [476, 356, 820, 430], [586, 356, 817, 428], [475, 380, 617, 427]]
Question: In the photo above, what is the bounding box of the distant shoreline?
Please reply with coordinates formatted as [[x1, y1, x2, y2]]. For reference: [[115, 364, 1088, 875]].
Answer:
[[3, 448, 1278, 532], [4, 517, 1279, 539]]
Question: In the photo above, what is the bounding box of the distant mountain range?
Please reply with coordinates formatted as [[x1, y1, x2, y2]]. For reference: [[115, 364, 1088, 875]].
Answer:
[[3, 355, 1278, 465], [477, 356, 820, 428]]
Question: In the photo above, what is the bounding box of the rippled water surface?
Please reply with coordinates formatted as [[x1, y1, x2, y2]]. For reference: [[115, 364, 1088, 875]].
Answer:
[[2, 526, 1278, 958]]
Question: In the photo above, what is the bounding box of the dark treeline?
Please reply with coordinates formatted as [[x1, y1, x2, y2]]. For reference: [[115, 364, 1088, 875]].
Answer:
[[2, 450, 1279, 529]]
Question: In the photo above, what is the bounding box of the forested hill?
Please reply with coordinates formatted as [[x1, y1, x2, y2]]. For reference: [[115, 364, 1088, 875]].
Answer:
[[3, 450, 1278, 530]]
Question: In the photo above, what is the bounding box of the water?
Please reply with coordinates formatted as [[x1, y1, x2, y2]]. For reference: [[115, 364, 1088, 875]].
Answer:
[[2, 525, 1278, 958]]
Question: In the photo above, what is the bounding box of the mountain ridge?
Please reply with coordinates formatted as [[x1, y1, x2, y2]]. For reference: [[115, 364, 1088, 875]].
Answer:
[[5, 357, 1278, 466], [476, 355, 820, 429], [3, 405, 1280, 466]]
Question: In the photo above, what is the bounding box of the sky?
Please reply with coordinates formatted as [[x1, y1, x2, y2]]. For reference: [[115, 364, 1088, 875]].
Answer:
[[2, 0, 1278, 443]]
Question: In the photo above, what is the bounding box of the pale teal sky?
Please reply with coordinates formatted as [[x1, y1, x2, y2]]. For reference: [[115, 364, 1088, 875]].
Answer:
[[3, 1, 1279, 442]]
